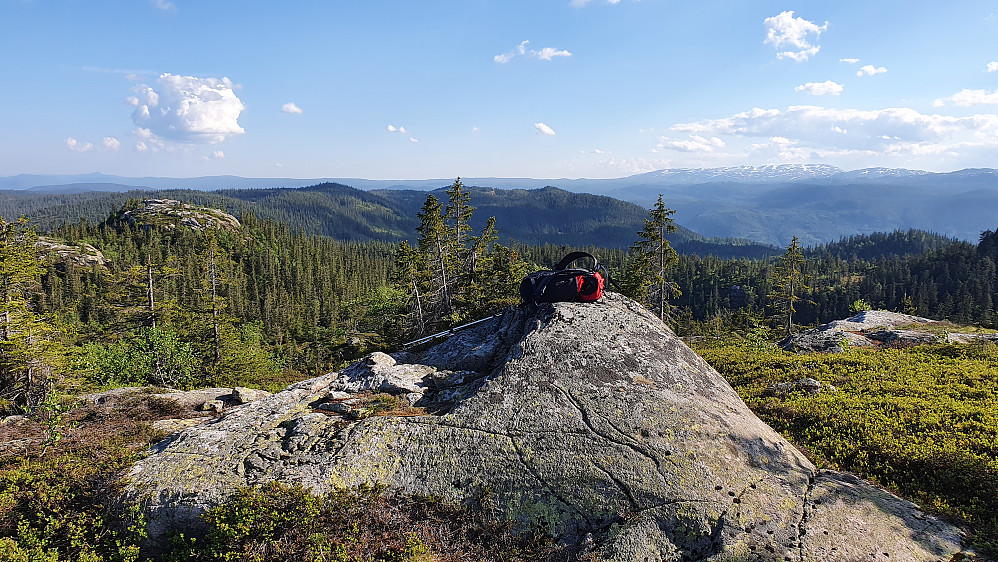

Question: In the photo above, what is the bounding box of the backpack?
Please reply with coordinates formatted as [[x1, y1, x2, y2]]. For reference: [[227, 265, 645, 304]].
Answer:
[[519, 251, 605, 304]]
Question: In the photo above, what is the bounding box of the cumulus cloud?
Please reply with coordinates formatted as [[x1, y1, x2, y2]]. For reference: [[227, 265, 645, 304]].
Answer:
[[856, 65, 887, 77], [657, 135, 725, 153], [934, 89, 998, 107], [535, 47, 572, 61], [281, 102, 303, 114], [840, 58, 860, 64], [591, 148, 608, 154], [67, 136, 123, 152], [795, 80, 843, 96], [534, 122, 556, 136], [763, 11, 828, 61], [135, 141, 148, 152], [66, 137, 94, 152], [670, 105, 998, 158], [988, 61, 998, 72], [386, 124, 417, 142], [129, 73, 245, 144], [495, 40, 572, 63], [213, 150, 225, 159]]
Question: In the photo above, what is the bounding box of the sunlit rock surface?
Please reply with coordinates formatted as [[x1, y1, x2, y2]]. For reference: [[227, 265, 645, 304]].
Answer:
[[128, 293, 964, 560]]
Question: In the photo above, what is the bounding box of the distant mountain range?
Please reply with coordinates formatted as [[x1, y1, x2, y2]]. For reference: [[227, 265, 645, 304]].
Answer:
[[0, 183, 778, 258], [3, 165, 997, 246]]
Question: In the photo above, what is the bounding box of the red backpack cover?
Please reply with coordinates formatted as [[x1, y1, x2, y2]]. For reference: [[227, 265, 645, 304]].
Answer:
[[519, 252, 605, 304]]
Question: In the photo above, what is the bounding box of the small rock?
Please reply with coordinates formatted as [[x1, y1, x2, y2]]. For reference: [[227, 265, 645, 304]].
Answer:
[[326, 390, 351, 400], [1, 415, 29, 426], [318, 402, 352, 414], [231, 387, 271, 405], [347, 407, 373, 420], [197, 400, 225, 413], [765, 377, 827, 397]]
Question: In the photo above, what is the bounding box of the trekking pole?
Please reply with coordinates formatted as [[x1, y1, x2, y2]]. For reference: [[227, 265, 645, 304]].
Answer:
[[402, 312, 503, 350]]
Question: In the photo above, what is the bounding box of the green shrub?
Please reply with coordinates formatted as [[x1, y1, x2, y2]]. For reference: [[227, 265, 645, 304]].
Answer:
[[165, 482, 560, 562], [697, 342, 998, 554]]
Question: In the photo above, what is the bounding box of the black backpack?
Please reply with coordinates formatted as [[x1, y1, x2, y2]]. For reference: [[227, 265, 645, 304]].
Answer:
[[519, 251, 605, 304]]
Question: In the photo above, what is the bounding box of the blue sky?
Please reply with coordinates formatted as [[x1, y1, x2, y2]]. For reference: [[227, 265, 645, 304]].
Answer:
[[2, 0, 997, 179]]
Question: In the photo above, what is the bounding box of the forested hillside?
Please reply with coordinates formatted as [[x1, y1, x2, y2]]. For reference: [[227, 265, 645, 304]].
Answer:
[[0, 182, 778, 258]]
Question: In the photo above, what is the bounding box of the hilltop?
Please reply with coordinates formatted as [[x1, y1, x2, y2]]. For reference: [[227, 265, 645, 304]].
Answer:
[[129, 293, 965, 559]]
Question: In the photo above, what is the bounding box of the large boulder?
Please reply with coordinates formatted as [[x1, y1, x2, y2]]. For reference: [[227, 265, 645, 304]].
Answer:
[[779, 310, 941, 353], [127, 293, 964, 560]]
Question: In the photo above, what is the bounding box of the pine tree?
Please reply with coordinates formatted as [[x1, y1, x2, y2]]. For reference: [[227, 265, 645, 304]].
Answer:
[[768, 235, 811, 335], [0, 218, 59, 413], [416, 194, 453, 325], [625, 195, 680, 322]]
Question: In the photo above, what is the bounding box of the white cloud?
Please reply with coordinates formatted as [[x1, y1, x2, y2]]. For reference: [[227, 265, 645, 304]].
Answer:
[[856, 65, 887, 77], [670, 105, 998, 159], [934, 89, 998, 107], [409, 137, 419, 143], [795, 80, 843, 96], [763, 11, 828, 61], [591, 148, 607, 154], [746, 137, 812, 161], [150, 0, 175, 10], [495, 40, 572, 63], [66, 137, 94, 152], [657, 135, 725, 153], [387, 125, 409, 134], [129, 73, 245, 144], [534, 122, 556, 136], [839, 58, 860, 64], [213, 150, 225, 159], [987, 61, 998, 72], [135, 141, 148, 152], [535, 47, 572, 61], [281, 102, 303, 114], [102, 136, 121, 150]]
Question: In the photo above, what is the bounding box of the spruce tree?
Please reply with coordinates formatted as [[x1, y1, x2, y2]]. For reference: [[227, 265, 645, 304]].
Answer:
[[768, 235, 811, 335], [0, 218, 58, 413], [625, 194, 680, 322]]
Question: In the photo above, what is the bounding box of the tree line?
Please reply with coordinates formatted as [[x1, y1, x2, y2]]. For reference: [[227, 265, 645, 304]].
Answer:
[[3, 185, 997, 415]]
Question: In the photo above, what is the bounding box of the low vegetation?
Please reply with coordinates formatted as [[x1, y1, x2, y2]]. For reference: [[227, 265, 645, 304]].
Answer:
[[697, 339, 998, 555]]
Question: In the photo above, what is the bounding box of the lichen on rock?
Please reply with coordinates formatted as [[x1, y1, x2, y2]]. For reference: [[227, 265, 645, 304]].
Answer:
[[126, 293, 965, 559]]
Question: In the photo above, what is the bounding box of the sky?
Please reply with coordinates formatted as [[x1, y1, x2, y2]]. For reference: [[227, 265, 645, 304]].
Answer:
[[2, 0, 997, 180]]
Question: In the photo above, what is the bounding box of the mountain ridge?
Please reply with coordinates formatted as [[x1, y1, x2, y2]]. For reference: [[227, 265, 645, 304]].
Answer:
[[4, 165, 997, 246]]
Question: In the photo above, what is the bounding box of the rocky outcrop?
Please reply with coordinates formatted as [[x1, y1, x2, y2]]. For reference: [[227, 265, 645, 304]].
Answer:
[[35, 237, 109, 268], [947, 332, 998, 344], [127, 294, 964, 560], [120, 199, 241, 232], [779, 310, 941, 353]]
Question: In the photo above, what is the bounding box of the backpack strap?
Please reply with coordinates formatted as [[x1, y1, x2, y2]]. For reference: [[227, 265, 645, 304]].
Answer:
[[555, 251, 598, 271]]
